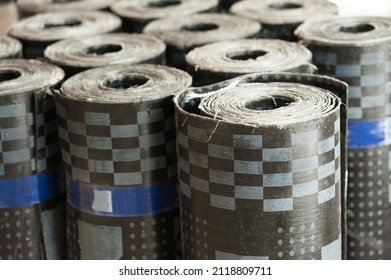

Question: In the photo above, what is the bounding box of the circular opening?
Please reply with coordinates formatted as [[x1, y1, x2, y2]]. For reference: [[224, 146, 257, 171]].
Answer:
[[0, 70, 21, 83], [44, 19, 82, 29], [268, 2, 302, 9], [227, 50, 267, 61], [339, 23, 375, 33], [181, 23, 219, 32], [245, 96, 293, 110], [104, 75, 148, 89], [148, 0, 181, 8], [86, 44, 123, 55], [52, 0, 81, 3]]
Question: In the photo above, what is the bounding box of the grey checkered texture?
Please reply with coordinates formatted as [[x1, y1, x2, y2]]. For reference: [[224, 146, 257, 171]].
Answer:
[[309, 44, 391, 120], [56, 98, 177, 186]]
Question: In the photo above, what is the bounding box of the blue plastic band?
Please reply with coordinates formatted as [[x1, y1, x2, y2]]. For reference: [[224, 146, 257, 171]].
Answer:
[[0, 169, 63, 208], [68, 178, 179, 217], [348, 119, 390, 148]]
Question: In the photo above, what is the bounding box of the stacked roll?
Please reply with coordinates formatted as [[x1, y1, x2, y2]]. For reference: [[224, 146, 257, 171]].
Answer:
[[16, 0, 116, 17], [143, 13, 260, 69], [230, 0, 338, 41], [55, 64, 192, 260], [296, 16, 391, 259], [44, 33, 166, 77], [0, 59, 66, 260], [7, 11, 121, 58], [0, 36, 22, 59], [111, 0, 218, 33], [174, 73, 347, 260], [186, 39, 314, 86]]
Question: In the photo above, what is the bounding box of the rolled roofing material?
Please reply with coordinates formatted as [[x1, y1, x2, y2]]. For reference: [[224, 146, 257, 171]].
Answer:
[[0, 36, 22, 59]]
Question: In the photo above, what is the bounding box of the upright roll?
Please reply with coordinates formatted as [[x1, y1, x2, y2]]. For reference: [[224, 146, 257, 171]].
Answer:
[[143, 13, 260, 69], [16, 0, 116, 17], [111, 0, 218, 33], [55, 64, 192, 260], [296, 16, 391, 259], [0, 59, 66, 260], [0, 36, 22, 59], [230, 0, 338, 41], [174, 73, 347, 260], [7, 11, 121, 58], [186, 39, 314, 86], [44, 33, 166, 77]]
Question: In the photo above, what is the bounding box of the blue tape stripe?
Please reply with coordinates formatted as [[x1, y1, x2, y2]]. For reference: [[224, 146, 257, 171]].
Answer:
[[0, 169, 63, 208], [348, 119, 390, 148], [68, 178, 179, 217]]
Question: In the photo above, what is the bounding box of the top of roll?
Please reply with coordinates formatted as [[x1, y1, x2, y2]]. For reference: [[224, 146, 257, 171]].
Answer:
[[17, 0, 116, 15], [186, 39, 313, 75], [0, 36, 22, 59], [7, 11, 121, 42], [143, 13, 260, 51], [0, 59, 65, 95], [60, 64, 192, 103], [44, 33, 166, 70], [295, 16, 391, 46], [198, 82, 340, 127], [230, 0, 338, 25], [111, 0, 218, 21]]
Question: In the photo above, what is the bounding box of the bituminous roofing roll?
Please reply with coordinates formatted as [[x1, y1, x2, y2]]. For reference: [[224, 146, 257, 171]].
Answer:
[[44, 33, 166, 77], [111, 0, 218, 33], [296, 16, 391, 260], [174, 72, 348, 260], [186, 39, 314, 86], [143, 13, 260, 69], [16, 0, 116, 17], [230, 0, 338, 41], [55, 64, 192, 260], [0, 59, 66, 260], [7, 11, 121, 58], [0, 36, 22, 59]]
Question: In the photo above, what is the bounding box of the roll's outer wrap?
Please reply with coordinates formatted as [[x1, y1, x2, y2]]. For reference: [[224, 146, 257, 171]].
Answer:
[[17, 0, 116, 17], [55, 64, 192, 260], [7, 11, 122, 58], [44, 33, 166, 77], [0, 59, 66, 260], [230, 0, 338, 41], [143, 13, 260, 69], [0, 36, 22, 59], [185, 39, 314, 86], [174, 73, 347, 260], [296, 16, 391, 259], [111, 0, 218, 33]]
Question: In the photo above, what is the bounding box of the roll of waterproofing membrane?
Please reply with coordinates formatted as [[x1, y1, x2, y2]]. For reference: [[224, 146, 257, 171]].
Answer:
[[0, 36, 22, 59], [111, 0, 218, 33], [44, 33, 166, 78], [295, 16, 391, 260], [16, 0, 116, 18], [230, 0, 338, 41], [7, 11, 121, 58], [174, 72, 348, 260], [143, 13, 260, 69], [185, 39, 315, 86], [0, 59, 66, 260], [55, 64, 192, 260]]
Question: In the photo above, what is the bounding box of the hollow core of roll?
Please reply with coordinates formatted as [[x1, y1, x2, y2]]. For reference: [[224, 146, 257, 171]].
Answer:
[[244, 96, 293, 110], [181, 23, 219, 32], [339, 23, 375, 33], [227, 50, 267, 60], [86, 44, 123, 55], [268, 2, 302, 10], [0, 70, 21, 82], [52, 0, 81, 3], [103, 75, 148, 89], [44, 19, 82, 29], [147, 0, 181, 8]]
